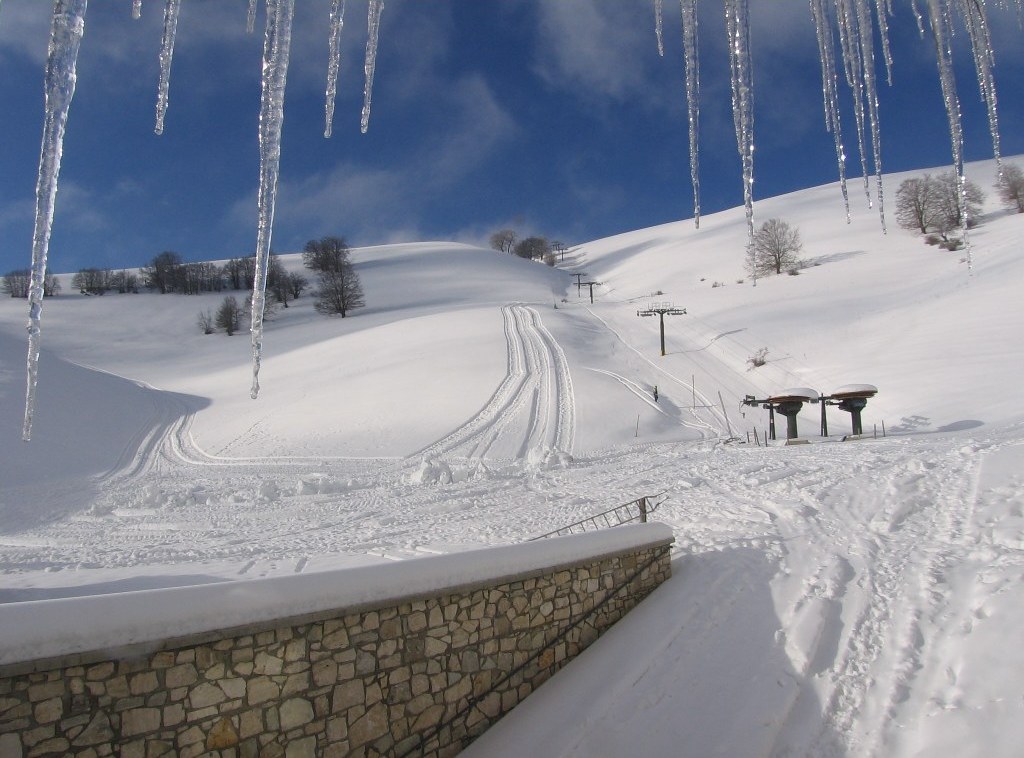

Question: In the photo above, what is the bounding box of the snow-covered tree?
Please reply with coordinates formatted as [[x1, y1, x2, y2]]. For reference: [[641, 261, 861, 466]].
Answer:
[[997, 163, 1024, 214], [751, 219, 802, 276]]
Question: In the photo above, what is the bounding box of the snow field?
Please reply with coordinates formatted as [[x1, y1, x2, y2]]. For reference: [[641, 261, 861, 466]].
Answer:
[[1, 157, 1023, 755]]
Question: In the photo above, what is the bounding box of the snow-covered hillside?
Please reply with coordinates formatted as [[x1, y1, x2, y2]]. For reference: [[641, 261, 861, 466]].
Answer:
[[1, 157, 1022, 756]]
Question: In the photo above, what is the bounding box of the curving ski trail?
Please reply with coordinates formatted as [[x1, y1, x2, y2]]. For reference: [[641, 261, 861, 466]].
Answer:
[[410, 304, 575, 461]]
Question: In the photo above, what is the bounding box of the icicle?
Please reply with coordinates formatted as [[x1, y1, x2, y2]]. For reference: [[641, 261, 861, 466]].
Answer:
[[810, 0, 851, 222], [910, 0, 927, 35], [132, 0, 142, 19], [655, 0, 665, 56], [23, 0, 88, 442], [250, 0, 295, 399], [954, 0, 1001, 171], [246, 0, 257, 34], [724, 0, 756, 284], [835, 0, 873, 208], [360, 0, 384, 134], [153, 0, 181, 135], [680, 0, 701, 227], [855, 0, 887, 231], [925, 0, 972, 272], [873, 0, 894, 84], [324, 0, 347, 138]]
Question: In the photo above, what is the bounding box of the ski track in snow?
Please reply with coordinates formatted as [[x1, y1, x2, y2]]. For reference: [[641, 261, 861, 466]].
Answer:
[[410, 304, 575, 461]]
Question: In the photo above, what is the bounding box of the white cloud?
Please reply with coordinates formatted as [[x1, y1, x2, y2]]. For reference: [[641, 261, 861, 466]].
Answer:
[[532, 0, 654, 102]]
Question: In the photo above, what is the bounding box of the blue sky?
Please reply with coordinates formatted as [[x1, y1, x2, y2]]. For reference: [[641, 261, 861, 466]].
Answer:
[[0, 0, 1022, 275]]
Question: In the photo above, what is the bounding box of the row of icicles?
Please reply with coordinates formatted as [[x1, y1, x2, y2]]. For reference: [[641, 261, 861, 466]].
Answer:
[[13, 0, 1021, 439]]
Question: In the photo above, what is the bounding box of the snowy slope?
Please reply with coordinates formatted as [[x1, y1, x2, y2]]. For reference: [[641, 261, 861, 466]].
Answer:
[[1, 157, 1023, 756]]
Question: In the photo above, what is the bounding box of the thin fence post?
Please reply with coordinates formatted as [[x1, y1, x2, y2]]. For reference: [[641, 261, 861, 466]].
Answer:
[[882, 420, 886, 437], [718, 391, 733, 438], [639, 497, 648, 523]]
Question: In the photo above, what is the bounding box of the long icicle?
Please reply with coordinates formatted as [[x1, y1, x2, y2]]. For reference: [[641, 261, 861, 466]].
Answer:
[[810, 0, 851, 222], [250, 0, 295, 399], [725, 0, 756, 285], [855, 0, 886, 231], [360, 0, 384, 134], [324, 0, 347, 138], [873, 0, 894, 84], [23, 0, 88, 442], [655, 0, 665, 56], [247, 0, 257, 34], [154, 0, 181, 135], [132, 0, 142, 19], [680, 0, 701, 227], [925, 0, 971, 272], [955, 0, 1001, 171], [835, 0, 873, 208]]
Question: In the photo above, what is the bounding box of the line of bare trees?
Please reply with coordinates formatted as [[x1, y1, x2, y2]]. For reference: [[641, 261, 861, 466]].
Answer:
[[1, 268, 61, 298], [489, 229, 565, 267], [894, 163, 1024, 249], [142, 251, 308, 303]]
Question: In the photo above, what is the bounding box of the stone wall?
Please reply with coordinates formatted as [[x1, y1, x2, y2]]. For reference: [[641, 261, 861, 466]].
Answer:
[[0, 527, 673, 757]]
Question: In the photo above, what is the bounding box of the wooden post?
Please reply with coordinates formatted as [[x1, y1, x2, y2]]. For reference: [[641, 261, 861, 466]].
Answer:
[[639, 497, 648, 523]]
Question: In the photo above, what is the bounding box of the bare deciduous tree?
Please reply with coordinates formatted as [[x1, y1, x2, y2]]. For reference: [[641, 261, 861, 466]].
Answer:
[[513, 236, 551, 261], [2, 269, 30, 298], [304, 236, 364, 317], [197, 309, 215, 335], [287, 271, 308, 299], [72, 268, 114, 295], [303, 236, 350, 273], [997, 163, 1024, 213], [489, 229, 516, 254], [932, 172, 985, 237], [752, 219, 802, 276], [215, 295, 244, 336], [895, 175, 938, 234], [314, 263, 365, 318]]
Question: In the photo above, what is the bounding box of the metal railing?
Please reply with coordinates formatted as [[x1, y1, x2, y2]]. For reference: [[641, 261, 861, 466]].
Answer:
[[530, 492, 667, 541]]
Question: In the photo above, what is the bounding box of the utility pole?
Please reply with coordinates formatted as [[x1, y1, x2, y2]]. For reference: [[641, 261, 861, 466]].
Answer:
[[572, 272, 588, 296], [581, 281, 601, 304], [637, 302, 686, 356]]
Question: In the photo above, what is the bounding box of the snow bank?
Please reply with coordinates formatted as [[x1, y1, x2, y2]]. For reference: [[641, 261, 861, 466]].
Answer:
[[0, 523, 672, 667]]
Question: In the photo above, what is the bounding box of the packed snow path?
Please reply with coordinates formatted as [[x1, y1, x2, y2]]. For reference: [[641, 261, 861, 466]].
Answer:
[[411, 304, 576, 461], [466, 427, 1024, 758]]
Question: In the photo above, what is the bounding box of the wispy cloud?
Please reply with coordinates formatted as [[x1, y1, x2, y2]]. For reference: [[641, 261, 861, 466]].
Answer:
[[225, 73, 517, 249], [531, 0, 656, 104]]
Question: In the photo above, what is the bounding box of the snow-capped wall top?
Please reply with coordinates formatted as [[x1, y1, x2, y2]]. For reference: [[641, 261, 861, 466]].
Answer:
[[0, 523, 673, 668]]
